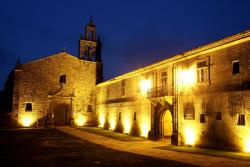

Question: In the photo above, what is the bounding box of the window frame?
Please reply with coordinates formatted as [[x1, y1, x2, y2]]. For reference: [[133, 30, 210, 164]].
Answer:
[[25, 102, 33, 112], [197, 59, 209, 84], [200, 113, 206, 123], [59, 74, 67, 84], [232, 60, 240, 75], [160, 70, 168, 89], [237, 114, 245, 126], [121, 79, 126, 96], [215, 112, 223, 121], [87, 105, 92, 112]]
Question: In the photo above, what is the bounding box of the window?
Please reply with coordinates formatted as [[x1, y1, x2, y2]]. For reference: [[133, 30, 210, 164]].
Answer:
[[197, 60, 209, 83], [25, 103, 32, 112], [232, 61, 240, 74], [229, 96, 243, 115], [160, 71, 168, 88], [202, 99, 207, 113], [237, 114, 245, 126], [107, 86, 110, 99], [216, 112, 222, 120], [89, 31, 93, 41], [118, 112, 121, 120], [59, 75, 66, 84], [200, 113, 205, 123], [87, 105, 92, 112], [84, 46, 89, 58], [121, 80, 125, 96], [133, 112, 137, 121]]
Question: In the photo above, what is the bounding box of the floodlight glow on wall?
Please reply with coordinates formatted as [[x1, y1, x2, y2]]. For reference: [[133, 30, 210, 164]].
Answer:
[[123, 117, 131, 134], [184, 126, 196, 146], [179, 67, 196, 86], [141, 122, 150, 137], [242, 133, 250, 153], [20, 114, 35, 127], [244, 140, 250, 153], [139, 78, 152, 94], [74, 114, 86, 127], [98, 114, 105, 128], [109, 117, 116, 130]]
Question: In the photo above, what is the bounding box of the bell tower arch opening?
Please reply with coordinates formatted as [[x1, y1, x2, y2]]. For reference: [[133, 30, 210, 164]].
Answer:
[[78, 17, 103, 84], [79, 17, 101, 62]]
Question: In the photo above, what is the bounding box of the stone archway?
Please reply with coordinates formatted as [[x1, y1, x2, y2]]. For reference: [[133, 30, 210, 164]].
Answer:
[[160, 110, 173, 140], [149, 100, 177, 144], [53, 103, 71, 126]]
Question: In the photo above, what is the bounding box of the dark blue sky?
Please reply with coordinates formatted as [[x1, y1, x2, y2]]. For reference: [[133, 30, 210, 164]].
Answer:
[[0, 0, 250, 90]]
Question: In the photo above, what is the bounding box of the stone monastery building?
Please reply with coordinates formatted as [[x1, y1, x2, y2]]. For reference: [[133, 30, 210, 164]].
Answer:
[[5, 19, 250, 151]]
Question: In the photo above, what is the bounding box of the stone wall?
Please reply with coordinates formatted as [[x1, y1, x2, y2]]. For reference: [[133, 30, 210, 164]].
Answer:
[[96, 33, 250, 150], [96, 75, 152, 137], [12, 52, 98, 127], [177, 40, 250, 150], [9, 28, 250, 151]]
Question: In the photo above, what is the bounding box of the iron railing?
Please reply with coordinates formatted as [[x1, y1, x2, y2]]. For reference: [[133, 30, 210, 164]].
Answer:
[[147, 86, 169, 98]]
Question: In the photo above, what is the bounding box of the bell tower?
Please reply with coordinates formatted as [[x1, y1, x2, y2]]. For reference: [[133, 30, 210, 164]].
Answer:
[[79, 17, 102, 62], [79, 17, 103, 83]]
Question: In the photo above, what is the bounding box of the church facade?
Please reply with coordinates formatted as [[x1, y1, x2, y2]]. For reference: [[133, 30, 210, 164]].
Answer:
[[5, 19, 250, 151], [9, 19, 103, 127]]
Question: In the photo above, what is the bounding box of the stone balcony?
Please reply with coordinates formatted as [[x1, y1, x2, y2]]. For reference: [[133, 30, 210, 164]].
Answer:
[[147, 86, 172, 98]]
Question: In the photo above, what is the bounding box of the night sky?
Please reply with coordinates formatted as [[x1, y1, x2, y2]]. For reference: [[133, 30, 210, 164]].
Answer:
[[0, 0, 250, 90]]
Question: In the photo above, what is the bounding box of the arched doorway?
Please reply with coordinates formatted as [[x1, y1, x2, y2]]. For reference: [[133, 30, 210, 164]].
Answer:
[[160, 110, 173, 140], [53, 103, 71, 126]]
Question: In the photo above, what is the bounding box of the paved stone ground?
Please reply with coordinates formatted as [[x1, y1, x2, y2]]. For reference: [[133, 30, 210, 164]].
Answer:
[[0, 128, 196, 167], [57, 126, 250, 167]]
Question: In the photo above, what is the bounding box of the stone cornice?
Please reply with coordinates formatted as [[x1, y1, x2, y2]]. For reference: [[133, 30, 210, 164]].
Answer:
[[97, 29, 250, 87]]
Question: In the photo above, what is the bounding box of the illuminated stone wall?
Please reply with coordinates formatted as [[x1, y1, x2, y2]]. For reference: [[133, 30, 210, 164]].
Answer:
[[96, 66, 176, 138], [96, 75, 152, 137], [96, 31, 250, 151], [10, 28, 250, 151], [177, 40, 250, 150], [12, 52, 98, 127]]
